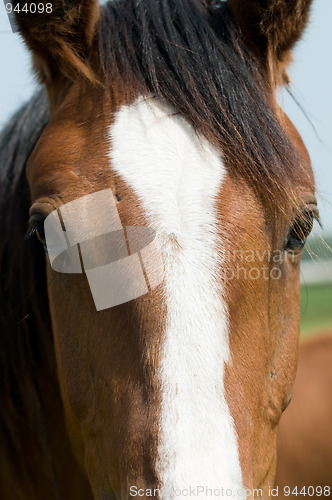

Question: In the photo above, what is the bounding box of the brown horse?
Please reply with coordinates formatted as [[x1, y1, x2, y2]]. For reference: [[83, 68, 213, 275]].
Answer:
[[0, 0, 318, 498], [276, 331, 332, 499]]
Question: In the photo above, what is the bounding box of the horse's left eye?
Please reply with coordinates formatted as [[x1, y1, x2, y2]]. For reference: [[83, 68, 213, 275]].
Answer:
[[34, 223, 46, 246], [285, 209, 316, 252], [27, 217, 46, 248]]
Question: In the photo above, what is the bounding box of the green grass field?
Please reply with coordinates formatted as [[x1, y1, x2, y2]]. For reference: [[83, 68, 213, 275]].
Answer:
[[300, 281, 332, 337]]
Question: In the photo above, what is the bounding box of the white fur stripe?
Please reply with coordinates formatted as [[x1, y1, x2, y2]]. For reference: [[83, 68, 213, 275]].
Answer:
[[110, 98, 244, 499]]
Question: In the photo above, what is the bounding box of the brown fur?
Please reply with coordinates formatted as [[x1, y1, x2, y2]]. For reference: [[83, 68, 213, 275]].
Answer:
[[26, 80, 166, 497], [222, 112, 315, 494]]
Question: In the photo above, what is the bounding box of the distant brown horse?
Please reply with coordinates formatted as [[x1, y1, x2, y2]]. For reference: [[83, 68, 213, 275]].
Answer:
[[0, 0, 319, 499], [276, 331, 332, 499]]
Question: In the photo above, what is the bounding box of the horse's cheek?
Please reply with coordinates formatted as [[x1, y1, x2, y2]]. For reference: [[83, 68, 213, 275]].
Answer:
[[46, 269, 96, 424]]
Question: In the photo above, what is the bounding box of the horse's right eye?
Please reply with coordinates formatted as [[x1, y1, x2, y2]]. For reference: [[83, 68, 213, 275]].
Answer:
[[284, 208, 317, 254]]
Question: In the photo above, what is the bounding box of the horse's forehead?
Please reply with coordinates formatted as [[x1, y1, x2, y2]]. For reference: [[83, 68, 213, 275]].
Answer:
[[27, 102, 112, 201], [109, 98, 226, 228]]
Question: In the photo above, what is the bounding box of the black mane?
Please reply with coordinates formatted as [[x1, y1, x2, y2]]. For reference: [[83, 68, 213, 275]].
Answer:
[[0, 90, 59, 489], [98, 0, 307, 209]]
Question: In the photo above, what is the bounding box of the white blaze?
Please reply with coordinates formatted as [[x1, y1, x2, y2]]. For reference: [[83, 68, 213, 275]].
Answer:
[[110, 98, 244, 499]]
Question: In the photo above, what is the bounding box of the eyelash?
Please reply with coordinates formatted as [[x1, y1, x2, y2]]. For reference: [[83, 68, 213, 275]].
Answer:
[[285, 208, 319, 252], [25, 221, 43, 239], [25, 221, 47, 250]]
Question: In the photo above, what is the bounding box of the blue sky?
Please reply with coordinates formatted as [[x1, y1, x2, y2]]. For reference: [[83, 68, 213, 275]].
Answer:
[[0, 0, 331, 234]]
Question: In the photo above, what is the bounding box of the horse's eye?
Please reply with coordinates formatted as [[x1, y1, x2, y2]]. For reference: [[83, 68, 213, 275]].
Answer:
[[27, 216, 46, 248], [35, 223, 46, 246], [285, 209, 315, 253]]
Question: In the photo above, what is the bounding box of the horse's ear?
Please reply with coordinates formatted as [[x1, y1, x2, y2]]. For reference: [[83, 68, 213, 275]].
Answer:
[[12, 0, 99, 84], [226, 0, 314, 85]]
